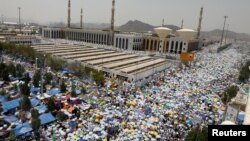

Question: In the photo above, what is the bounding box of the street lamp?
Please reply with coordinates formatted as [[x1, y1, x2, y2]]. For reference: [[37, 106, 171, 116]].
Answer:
[[35, 58, 38, 71], [18, 7, 21, 33], [220, 16, 228, 47], [225, 24, 229, 44]]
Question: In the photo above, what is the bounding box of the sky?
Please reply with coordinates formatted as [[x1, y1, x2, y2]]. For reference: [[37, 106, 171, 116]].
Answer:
[[0, 0, 250, 33]]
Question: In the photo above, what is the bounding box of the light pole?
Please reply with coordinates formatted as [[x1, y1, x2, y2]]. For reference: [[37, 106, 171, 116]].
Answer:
[[220, 16, 228, 47], [18, 7, 21, 33], [35, 58, 38, 71], [225, 24, 229, 44]]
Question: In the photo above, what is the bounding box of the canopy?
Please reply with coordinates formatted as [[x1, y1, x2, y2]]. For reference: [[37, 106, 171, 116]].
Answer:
[[2, 98, 20, 112], [35, 104, 48, 114], [48, 88, 60, 96], [237, 111, 245, 121], [39, 112, 56, 125], [68, 120, 77, 127], [4, 115, 18, 123], [30, 87, 40, 94], [61, 68, 75, 74], [31, 98, 40, 107], [221, 120, 235, 125], [0, 95, 6, 103], [13, 122, 33, 136]]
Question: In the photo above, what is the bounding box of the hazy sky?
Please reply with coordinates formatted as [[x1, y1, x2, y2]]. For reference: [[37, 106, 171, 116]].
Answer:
[[0, 0, 250, 33]]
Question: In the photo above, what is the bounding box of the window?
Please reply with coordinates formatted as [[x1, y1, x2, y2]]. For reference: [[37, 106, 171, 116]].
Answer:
[[116, 38, 118, 47], [171, 41, 174, 50]]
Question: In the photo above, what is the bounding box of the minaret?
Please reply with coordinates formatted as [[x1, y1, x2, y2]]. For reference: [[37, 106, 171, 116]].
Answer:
[[110, 0, 115, 46], [67, 0, 71, 28], [196, 6, 203, 39], [80, 8, 83, 28], [1, 15, 4, 24], [181, 19, 184, 29], [162, 19, 164, 26]]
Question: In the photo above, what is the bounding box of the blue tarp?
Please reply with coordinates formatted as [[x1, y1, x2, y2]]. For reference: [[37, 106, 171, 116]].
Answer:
[[39, 112, 56, 125], [31, 98, 40, 107], [35, 104, 47, 114], [0, 95, 6, 103], [48, 88, 60, 96], [78, 137, 86, 141], [76, 89, 81, 95], [4, 115, 18, 123], [2, 98, 20, 112], [68, 121, 77, 127], [237, 111, 245, 121], [61, 68, 75, 74], [145, 107, 152, 115], [31, 87, 40, 94], [13, 122, 33, 136]]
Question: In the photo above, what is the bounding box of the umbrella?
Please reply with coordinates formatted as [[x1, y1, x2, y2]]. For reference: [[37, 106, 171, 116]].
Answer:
[[237, 111, 245, 121], [52, 132, 57, 141], [68, 121, 76, 127], [93, 127, 102, 132]]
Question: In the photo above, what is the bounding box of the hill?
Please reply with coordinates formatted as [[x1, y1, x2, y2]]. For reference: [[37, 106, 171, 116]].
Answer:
[[118, 20, 180, 32], [201, 29, 250, 41]]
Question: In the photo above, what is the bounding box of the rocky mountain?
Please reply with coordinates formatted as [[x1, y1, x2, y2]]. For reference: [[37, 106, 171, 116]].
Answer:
[[201, 29, 250, 41], [118, 20, 250, 41], [118, 20, 180, 33]]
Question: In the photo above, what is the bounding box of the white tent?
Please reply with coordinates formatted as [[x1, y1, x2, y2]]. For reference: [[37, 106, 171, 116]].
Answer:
[[221, 120, 235, 125]]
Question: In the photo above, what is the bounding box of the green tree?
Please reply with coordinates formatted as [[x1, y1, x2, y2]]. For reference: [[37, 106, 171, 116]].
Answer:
[[0, 106, 3, 113], [15, 64, 25, 77], [185, 126, 208, 141], [31, 118, 41, 132], [71, 89, 77, 97], [33, 71, 41, 87], [81, 86, 86, 94], [93, 71, 105, 86], [222, 85, 239, 104], [44, 72, 53, 85], [7, 63, 16, 77], [60, 81, 67, 93], [56, 111, 68, 121], [0, 89, 6, 96], [0, 64, 10, 81], [24, 72, 31, 84], [238, 60, 250, 82], [47, 97, 55, 112], [20, 95, 31, 111], [31, 108, 39, 119], [19, 83, 30, 96], [4, 131, 16, 141], [31, 109, 41, 137]]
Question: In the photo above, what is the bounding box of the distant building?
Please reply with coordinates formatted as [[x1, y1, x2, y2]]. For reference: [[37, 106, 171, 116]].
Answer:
[[5, 35, 39, 45], [0, 36, 6, 42], [42, 27, 199, 54]]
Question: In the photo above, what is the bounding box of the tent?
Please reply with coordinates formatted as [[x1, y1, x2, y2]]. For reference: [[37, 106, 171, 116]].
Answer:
[[61, 68, 75, 74], [30, 87, 40, 94], [39, 112, 56, 125], [0, 95, 6, 103], [35, 104, 47, 114], [31, 98, 40, 107], [237, 111, 245, 121], [145, 107, 152, 115], [2, 98, 20, 112], [48, 88, 60, 96], [68, 120, 77, 127], [4, 115, 18, 124], [13, 122, 33, 136], [36, 93, 51, 100], [221, 120, 235, 125]]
